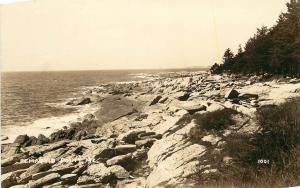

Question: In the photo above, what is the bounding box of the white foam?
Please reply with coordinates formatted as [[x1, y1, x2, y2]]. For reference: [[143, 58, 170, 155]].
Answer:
[[1, 103, 98, 144]]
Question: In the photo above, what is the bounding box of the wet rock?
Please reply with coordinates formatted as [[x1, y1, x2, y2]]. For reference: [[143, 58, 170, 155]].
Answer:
[[225, 88, 239, 99], [36, 134, 49, 145], [14, 135, 29, 146], [26, 173, 61, 188], [61, 174, 78, 185], [106, 153, 132, 166], [23, 136, 38, 147], [149, 96, 162, 106]]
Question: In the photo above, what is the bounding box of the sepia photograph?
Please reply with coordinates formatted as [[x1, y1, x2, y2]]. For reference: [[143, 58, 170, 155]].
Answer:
[[1, 0, 300, 187]]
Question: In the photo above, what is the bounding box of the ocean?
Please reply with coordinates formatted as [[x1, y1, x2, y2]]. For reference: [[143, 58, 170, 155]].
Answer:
[[1, 70, 144, 128], [1, 68, 205, 142]]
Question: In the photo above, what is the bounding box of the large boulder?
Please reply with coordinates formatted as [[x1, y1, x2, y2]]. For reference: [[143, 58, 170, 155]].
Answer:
[[225, 88, 239, 99], [36, 134, 49, 145], [147, 122, 207, 187], [14, 135, 29, 146]]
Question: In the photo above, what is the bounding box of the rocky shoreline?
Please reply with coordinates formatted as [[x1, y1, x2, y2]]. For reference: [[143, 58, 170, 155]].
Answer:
[[2, 71, 300, 188]]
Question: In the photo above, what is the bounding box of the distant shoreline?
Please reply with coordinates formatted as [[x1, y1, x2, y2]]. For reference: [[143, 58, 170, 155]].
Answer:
[[1, 66, 209, 73]]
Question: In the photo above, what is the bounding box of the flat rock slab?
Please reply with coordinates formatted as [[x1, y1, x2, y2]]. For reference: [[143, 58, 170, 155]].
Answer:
[[61, 174, 78, 185], [118, 129, 146, 144], [95, 96, 141, 125], [106, 154, 132, 166], [1, 162, 35, 174], [114, 144, 137, 155], [27, 173, 60, 188], [183, 104, 207, 114]]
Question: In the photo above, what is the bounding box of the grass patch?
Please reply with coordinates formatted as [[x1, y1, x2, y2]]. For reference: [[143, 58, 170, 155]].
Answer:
[[220, 98, 300, 187], [187, 98, 300, 187], [187, 108, 237, 142]]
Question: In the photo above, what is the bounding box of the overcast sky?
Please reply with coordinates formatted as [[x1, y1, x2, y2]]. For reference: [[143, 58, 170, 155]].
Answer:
[[0, 0, 288, 71]]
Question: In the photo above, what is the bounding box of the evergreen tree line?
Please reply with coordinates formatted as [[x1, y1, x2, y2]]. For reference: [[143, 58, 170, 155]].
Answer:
[[211, 0, 300, 77]]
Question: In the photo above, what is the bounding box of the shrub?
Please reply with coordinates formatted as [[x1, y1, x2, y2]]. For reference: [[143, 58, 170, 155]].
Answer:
[[187, 108, 237, 144], [249, 98, 300, 171]]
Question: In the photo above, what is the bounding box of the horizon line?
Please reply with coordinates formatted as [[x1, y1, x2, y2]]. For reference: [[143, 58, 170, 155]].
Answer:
[[1, 66, 209, 73]]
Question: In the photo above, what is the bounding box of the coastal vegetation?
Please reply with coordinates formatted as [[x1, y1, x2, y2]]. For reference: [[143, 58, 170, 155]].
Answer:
[[186, 98, 300, 187], [211, 0, 300, 77]]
